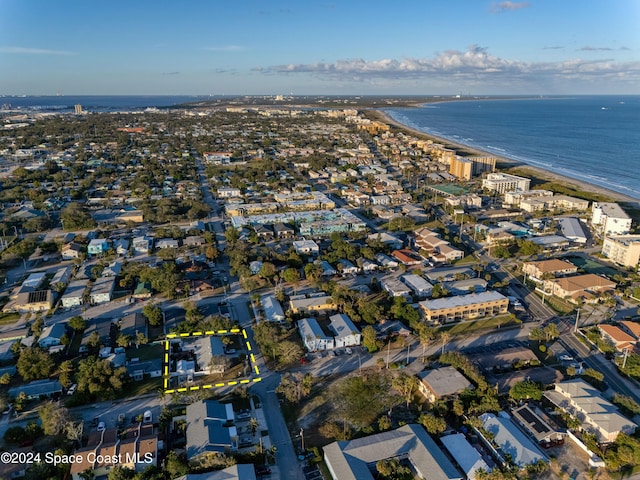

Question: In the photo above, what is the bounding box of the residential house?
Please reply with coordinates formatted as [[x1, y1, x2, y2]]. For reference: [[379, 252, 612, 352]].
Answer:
[[186, 400, 237, 460], [102, 260, 122, 277], [261, 293, 286, 324], [298, 318, 334, 351], [479, 412, 545, 468], [337, 259, 359, 275], [38, 322, 68, 348], [319, 260, 337, 276], [127, 359, 163, 381], [522, 259, 578, 281], [292, 239, 320, 256], [50, 266, 72, 290], [391, 249, 423, 266], [273, 222, 295, 238], [61, 241, 83, 260], [511, 404, 564, 447], [87, 238, 109, 256], [367, 231, 404, 250], [174, 465, 257, 480], [380, 276, 412, 299], [417, 366, 474, 402], [598, 324, 636, 352], [183, 236, 205, 247], [359, 258, 378, 273], [375, 252, 399, 269], [543, 274, 616, 302], [401, 274, 433, 299], [90, 276, 116, 304], [323, 424, 462, 480], [544, 379, 637, 442], [8, 379, 62, 400], [329, 313, 361, 348], [289, 293, 336, 315], [114, 238, 130, 256], [133, 236, 153, 254], [156, 238, 179, 249], [441, 433, 491, 480], [119, 313, 148, 342]]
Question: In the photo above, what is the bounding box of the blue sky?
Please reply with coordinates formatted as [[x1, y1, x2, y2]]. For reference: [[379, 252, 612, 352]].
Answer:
[[1, 0, 638, 95]]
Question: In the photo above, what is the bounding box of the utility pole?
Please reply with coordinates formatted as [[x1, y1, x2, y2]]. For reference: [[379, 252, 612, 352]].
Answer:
[[406, 343, 411, 366], [300, 428, 305, 452], [386, 340, 391, 369], [623, 347, 629, 369], [574, 307, 580, 333]]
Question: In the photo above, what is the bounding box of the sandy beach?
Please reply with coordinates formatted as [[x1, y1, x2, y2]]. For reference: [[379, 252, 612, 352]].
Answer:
[[369, 109, 639, 205]]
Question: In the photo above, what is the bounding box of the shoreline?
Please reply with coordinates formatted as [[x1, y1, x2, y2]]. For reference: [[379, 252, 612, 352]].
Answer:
[[367, 109, 640, 205]]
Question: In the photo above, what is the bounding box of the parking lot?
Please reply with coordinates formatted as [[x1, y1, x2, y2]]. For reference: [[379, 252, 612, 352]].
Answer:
[[303, 464, 323, 480]]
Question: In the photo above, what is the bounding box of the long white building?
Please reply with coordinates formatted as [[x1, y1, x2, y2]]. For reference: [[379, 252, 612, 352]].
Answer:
[[482, 173, 531, 194]]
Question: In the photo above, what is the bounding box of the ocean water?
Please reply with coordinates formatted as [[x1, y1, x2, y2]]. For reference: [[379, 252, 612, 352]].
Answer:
[[385, 96, 640, 200], [0, 95, 211, 112]]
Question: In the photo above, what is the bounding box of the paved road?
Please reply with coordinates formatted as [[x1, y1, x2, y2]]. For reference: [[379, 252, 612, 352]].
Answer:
[[560, 333, 640, 404]]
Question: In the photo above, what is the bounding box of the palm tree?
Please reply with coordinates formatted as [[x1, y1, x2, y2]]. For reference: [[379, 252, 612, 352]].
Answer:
[[248, 417, 259, 436]]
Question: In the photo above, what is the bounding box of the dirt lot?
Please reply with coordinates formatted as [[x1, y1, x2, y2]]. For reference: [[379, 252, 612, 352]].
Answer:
[[541, 439, 595, 480]]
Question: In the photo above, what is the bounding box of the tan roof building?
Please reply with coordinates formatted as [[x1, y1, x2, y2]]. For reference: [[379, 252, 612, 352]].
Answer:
[[522, 259, 578, 280], [544, 274, 616, 301], [602, 235, 640, 268], [599, 324, 637, 352], [418, 366, 473, 402], [620, 321, 640, 340]]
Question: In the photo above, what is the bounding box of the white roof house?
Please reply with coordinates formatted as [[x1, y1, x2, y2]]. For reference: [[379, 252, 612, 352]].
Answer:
[[260, 293, 285, 324], [298, 318, 334, 352], [292, 239, 320, 255], [380, 276, 412, 299], [401, 274, 433, 299], [480, 412, 545, 468], [441, 433, 491, 480], [329, 313, 361, 348]]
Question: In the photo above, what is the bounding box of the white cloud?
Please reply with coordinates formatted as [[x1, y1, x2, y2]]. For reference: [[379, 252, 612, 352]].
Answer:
[[0, 46, 76, 55], [261, 45, 640, 91]]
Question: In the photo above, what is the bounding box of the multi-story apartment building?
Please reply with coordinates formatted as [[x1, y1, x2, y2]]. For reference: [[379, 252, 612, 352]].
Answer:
[[601, 235, 640, 268], [419, 291, 509, 323], [522, 259, 579, 280], [449, 156, 496, 180], [591, 202, 632, 235], [482, 173, 531, 194]]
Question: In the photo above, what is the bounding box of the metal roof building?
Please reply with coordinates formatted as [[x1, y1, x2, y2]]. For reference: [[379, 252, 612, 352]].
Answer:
[[441, 433, 491, 480], [323, 424, 462, 480], [480, 412, 545, 468]]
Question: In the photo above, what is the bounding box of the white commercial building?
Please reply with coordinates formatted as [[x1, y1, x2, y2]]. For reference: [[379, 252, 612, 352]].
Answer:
[[592, 202, 632, 235], [482, 173, 531, 194]]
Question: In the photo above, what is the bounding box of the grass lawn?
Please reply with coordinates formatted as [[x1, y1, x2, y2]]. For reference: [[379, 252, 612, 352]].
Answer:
[[0, 312, 20, 325], [127, 343, 163, 362], [454, 255, 478, 265], [126, 377, 162, 397], [441, 315, 520, 335]]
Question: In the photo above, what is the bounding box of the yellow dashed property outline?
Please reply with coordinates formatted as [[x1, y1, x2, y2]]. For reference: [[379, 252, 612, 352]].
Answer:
[[163, 328, 261, 394]]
